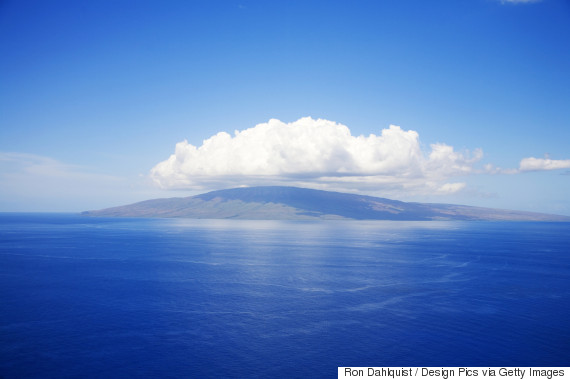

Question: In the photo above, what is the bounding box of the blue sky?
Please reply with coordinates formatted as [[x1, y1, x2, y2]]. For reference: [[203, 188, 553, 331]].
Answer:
[[1, 0, 569, 214]]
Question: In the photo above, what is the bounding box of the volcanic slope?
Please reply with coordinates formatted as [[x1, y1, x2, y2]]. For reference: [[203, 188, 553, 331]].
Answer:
[[82, 186, 570, 221]]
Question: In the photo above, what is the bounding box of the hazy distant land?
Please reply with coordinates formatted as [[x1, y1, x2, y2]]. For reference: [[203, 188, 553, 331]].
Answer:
[[82, 186, 570, 221]]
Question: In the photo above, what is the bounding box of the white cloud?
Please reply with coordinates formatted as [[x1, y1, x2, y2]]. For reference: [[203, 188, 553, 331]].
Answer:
[[437, 182, 467, 194], [150, 117, 482, 195], [519, 157, 570, 172], [481, 157, 570, 175]]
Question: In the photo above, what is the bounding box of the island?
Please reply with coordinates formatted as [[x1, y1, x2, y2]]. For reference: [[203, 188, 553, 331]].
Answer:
[[82, 186, 570, 221]]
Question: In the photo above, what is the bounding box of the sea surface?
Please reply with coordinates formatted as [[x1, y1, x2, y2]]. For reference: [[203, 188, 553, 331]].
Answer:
[[1, 214, 569, 378]]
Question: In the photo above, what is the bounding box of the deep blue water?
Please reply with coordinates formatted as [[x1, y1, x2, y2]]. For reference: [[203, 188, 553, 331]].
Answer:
[[1, 214, 569, 378]]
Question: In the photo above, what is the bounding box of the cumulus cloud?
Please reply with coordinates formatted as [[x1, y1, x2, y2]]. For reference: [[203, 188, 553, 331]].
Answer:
[[150, 117, 482, 195], [519, 157, 570, 172]]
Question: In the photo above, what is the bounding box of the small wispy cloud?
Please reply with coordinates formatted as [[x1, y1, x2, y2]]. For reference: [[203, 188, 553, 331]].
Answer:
[[519, 157, 570, 172], [483, 156, 570, 174], [0, 152, 161, 211]]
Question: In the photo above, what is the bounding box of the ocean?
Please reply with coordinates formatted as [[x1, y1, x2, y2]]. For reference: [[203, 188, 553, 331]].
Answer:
[[1, 214, 569, 378]]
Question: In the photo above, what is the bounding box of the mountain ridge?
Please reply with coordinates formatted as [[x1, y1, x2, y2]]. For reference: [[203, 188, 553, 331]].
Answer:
[[82, 186, 570, 221]]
